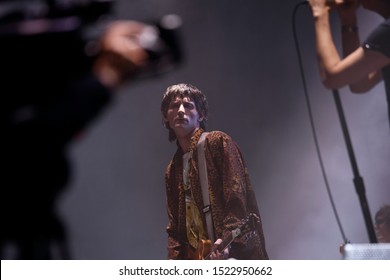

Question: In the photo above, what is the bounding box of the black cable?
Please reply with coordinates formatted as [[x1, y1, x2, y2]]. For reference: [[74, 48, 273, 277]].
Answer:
[[292, 1, 349, 244]]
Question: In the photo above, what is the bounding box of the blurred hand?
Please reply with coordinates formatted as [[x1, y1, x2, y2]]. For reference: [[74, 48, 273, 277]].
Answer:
[[308, 0, 360, 17], [308, 0, 331, 17], [93, 20, 149, 89]]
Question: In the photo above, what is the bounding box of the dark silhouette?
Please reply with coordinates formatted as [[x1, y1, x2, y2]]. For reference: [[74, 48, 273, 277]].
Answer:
[[0, 0, 181, 259]]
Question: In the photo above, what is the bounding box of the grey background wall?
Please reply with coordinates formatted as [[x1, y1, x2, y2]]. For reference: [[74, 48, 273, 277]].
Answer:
[[58, 0, 389, 259]]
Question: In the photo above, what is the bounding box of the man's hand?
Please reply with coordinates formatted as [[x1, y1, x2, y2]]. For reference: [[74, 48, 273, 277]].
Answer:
[[209, 238, 229, 260]]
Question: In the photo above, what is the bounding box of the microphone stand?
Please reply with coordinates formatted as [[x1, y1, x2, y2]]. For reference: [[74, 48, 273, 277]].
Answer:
[[332, 89, 377, 243]]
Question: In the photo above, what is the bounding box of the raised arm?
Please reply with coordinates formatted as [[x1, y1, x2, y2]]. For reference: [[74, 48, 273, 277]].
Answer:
[[308, 0, 389, 91]]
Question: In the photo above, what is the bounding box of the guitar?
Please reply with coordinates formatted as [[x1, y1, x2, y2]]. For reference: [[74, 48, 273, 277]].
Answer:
[[193, 213, 260, 260]]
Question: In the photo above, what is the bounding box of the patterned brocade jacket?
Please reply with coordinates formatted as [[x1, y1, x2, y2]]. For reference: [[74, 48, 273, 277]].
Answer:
[[165, 129, 268, 259]]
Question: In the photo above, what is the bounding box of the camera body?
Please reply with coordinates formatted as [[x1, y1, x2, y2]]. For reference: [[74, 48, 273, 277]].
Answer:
[[0, 0, 182, 83]]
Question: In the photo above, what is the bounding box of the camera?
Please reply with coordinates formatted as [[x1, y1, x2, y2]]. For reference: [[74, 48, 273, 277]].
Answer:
[[0, 0, 183, 80]]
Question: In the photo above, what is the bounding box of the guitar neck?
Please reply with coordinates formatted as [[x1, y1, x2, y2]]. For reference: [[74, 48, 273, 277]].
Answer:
[[201, 213, 258, 260]]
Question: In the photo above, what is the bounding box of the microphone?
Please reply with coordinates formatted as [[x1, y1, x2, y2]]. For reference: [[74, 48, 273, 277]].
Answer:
[[303, 0, 333, 4], [305, 0, 357, 4], [305, 0, 334, 3]]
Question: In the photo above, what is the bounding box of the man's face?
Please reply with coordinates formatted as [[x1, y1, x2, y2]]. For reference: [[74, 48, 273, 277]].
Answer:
[[375, 220, 390, 243], [165, 96, 202, 139]]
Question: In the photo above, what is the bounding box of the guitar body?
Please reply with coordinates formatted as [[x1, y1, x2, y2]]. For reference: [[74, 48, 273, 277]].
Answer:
[[191, 213, 260, 260], [193, 239, 212, 260]]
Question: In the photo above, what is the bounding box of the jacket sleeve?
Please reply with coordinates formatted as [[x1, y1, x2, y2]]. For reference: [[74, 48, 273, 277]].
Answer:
[[207, 131, 268, 259], [165, 160, 184, 259]]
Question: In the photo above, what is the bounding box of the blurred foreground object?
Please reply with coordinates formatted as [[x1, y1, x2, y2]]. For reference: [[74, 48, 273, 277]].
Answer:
[[0, 0, 183, 86], [342, 243, 390, 260], [0, 0, 183, 259]]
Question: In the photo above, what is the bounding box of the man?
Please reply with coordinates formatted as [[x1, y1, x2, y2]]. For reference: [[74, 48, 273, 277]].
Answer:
[[307, 0, 390, 127], [161, 83, 268, 260]]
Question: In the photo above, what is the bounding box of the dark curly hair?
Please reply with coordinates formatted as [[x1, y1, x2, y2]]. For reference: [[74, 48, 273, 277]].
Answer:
[[161, 83, 209, 142], [375, 204, 390, 227]]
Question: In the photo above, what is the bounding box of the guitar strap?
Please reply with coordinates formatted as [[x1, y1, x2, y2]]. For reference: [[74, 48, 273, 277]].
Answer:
[[197, 132, 214, 243]]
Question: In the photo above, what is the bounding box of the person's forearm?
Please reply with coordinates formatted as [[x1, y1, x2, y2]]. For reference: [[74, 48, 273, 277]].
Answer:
[[313, 9, 343, 87]]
